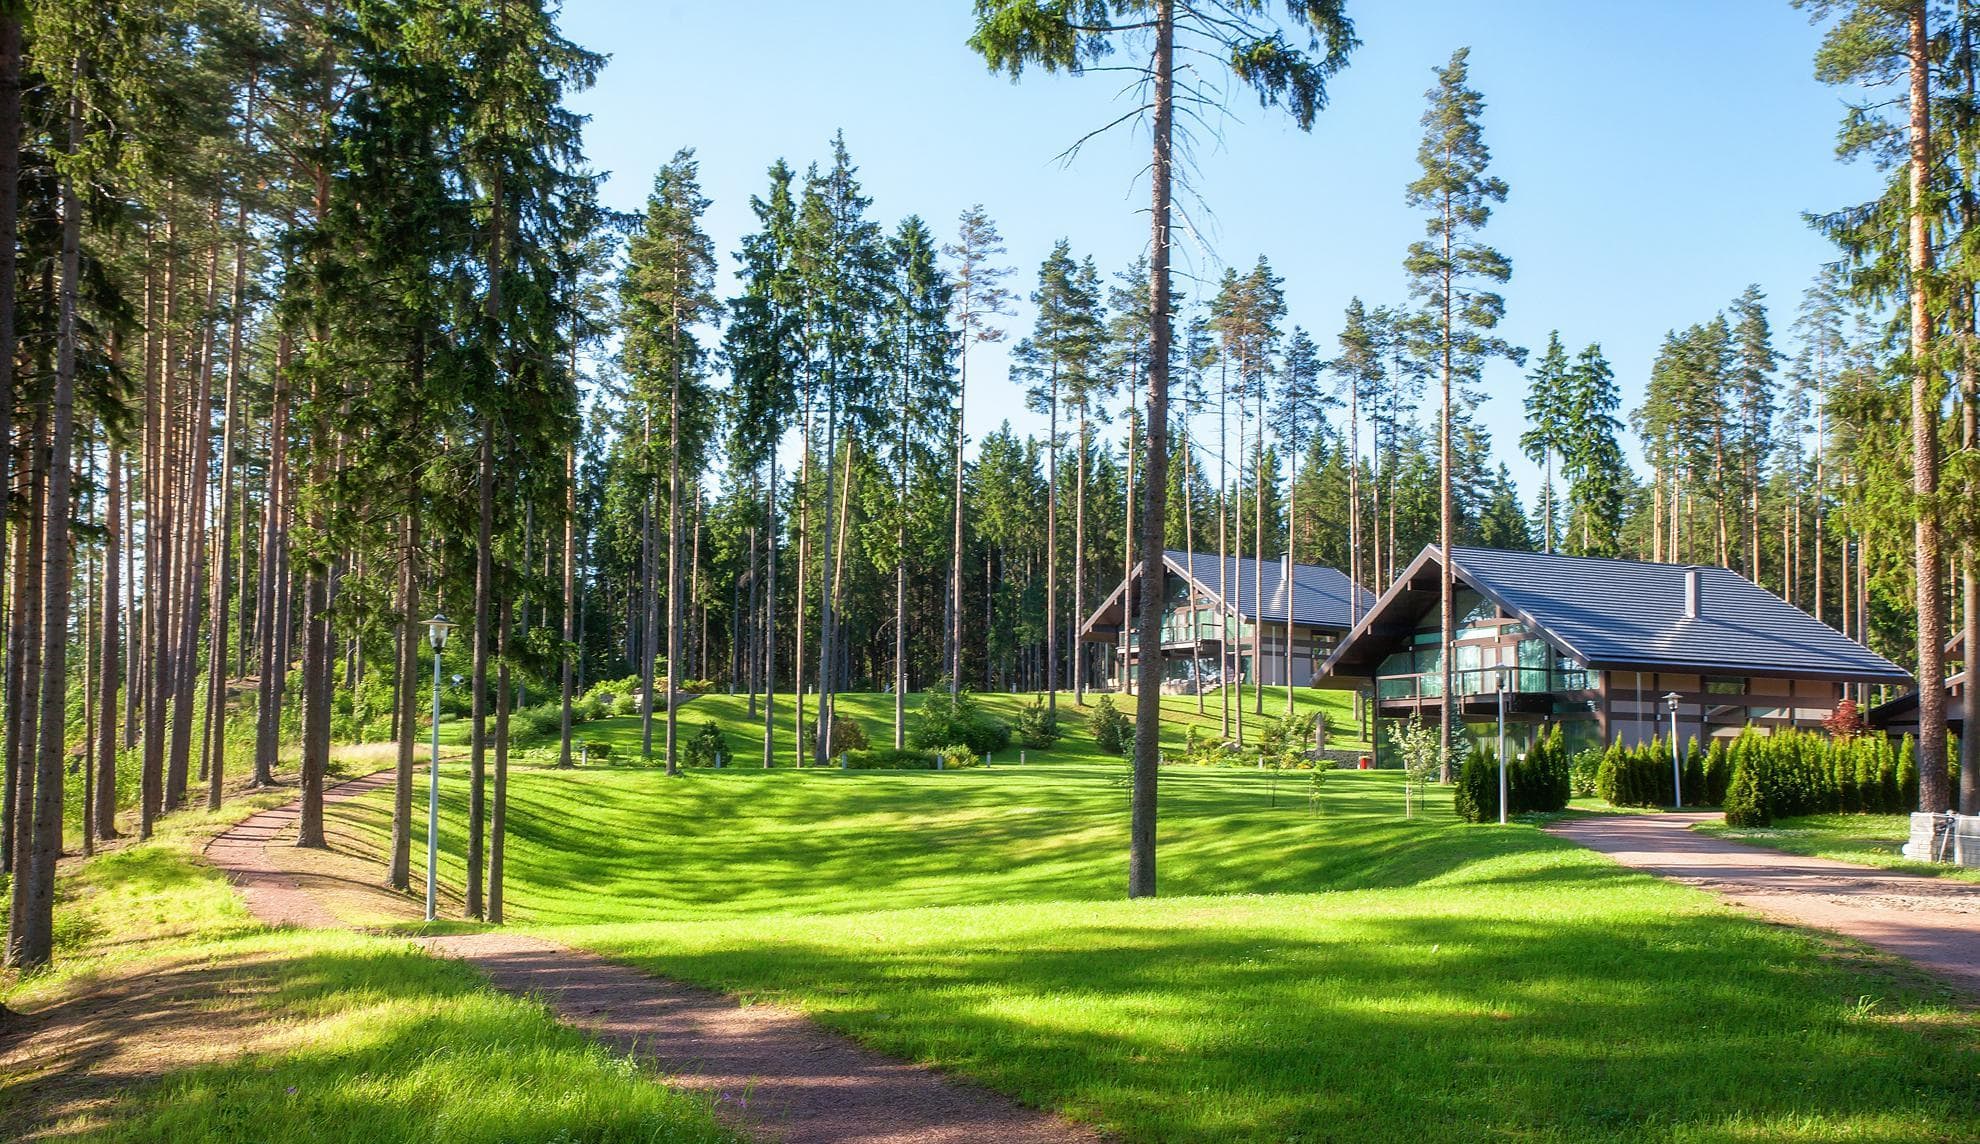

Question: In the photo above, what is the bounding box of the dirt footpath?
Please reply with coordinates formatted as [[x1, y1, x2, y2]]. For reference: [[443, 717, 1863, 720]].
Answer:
[[207, 770, 1101, 1144], [1548, 812, 1980, 997]]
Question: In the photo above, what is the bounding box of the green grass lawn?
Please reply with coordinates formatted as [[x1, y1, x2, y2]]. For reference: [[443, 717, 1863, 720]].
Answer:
[[0, 773, 737, 1144], [1695, 812, 1980, 884], [315, 759, 1980, 1142]]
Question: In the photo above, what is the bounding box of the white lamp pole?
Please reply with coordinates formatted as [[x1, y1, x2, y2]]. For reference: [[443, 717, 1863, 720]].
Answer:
[[1496, 663, 1508, 825], [1663, 691, 1683, 810], [425, 613, 454, 922]]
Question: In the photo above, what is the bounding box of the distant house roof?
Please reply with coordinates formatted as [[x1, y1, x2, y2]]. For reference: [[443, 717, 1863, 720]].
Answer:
[[1320, 545, 1912, 686], [1164, 550, 1375, 631], [1077, 550, 1376, 638]]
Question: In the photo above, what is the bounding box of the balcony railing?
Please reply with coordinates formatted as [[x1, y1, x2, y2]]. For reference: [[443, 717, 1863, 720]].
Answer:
[[1376, 665, 1591, 701]]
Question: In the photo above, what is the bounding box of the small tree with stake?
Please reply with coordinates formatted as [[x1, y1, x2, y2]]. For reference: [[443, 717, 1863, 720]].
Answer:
[[1392, 715, 1446, 819]]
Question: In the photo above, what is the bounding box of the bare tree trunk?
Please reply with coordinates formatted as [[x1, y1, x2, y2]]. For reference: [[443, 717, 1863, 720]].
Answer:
[[205, 207, 250, 810], [1129, 0, 1173, 900]]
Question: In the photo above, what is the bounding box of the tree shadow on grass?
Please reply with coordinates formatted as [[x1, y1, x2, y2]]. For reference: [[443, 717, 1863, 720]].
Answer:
[[4, 934, 738, 1144], [588, 905, 1980, 1143]]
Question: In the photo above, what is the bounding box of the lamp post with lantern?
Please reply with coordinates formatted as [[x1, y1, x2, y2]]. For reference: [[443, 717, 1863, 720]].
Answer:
[[1663, 690, 1683, 810]]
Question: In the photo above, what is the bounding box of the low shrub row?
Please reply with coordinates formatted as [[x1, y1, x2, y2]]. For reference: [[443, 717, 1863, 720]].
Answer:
[[842, 745, 980, 770], [1720, 727, 1920, 826], [1455, 725, 1571, 822], [1595, 736, 1713, 808]]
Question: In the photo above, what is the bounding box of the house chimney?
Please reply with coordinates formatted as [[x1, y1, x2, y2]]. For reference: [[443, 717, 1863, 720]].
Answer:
[[1683, 566, 1701, 619]]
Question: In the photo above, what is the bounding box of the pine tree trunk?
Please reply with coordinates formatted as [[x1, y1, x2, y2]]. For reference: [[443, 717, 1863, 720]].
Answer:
[[390, 505, 419, 891], [1910, 0, 1951, 813], [950, 343, 967, 695], [559, 444, 576, 768], [1073, 411, 1086, 705], [252, 352, 289, 786], [1045, 382, 1057, 711], [1438, 195, 1456, 783], [763, 455, 779, 768], [639, 409, 656, 760], [95, 447, 120, 840], [204, 214, 249, 810], [490, 599, 511, 922], [665, 334, 684, 776], [4, 407, 43, 888], [467, 423, 493, 916], [13, 83, 82, 965], [1129, 0, 1173, 900]]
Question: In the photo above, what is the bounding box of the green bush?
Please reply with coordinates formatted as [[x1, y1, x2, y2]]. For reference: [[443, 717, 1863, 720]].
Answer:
[[1457, 727, 1568, 822], [515, 702, 563, 739], [1015, 698, 1061, 749], [680, 679, 717, 695], [844, 746, 940, 769], [582, 739, 613, 763], [936, 744, 981, 769], [1455, 743, 1498, 823], [1569, 747, 1603, 799], [1597, 736, 1686, 808], [685, 720, 728, 767], [1179, 723, 1239, 767], [1724, 754, 1767, 826], [1086, 695, 1130, 756], [801, 714, 869, 760], [1715, 728, 1919, 822], [1259, 711, 1319, 763], [908, 688, 1010, 755], [578, 695, 607, 722], [612, 692, 642, 717]]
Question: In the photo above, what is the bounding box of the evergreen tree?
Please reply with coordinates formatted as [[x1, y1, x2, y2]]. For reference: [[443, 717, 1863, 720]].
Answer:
[[1519, 331, 1571, 553], [1402, 47, 1519, 776], [942, 205, 1013, 694], [1561, 343, 1629, 557], [620, 149, 720, 776]]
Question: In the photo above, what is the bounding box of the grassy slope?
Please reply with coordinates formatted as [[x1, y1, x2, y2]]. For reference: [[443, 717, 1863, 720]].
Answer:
[[1695, 813, 1980, 884], [321, 762, 1980, 1143], [0, 777, 737, 1144], [554, 685, 1369, 767]]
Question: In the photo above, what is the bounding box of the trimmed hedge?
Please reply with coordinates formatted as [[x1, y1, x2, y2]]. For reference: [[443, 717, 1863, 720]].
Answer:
[[1455, 725, 1570, 822], [1718, 727, 1919, 827]]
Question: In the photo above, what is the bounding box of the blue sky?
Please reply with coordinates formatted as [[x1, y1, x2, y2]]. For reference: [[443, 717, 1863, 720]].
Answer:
[[559, 0, 1881, 503]]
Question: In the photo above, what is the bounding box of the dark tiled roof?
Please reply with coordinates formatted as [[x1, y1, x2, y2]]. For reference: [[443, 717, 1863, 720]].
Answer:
[[1447, 546, 1911, 684], [1165, 549, 1375, 631]]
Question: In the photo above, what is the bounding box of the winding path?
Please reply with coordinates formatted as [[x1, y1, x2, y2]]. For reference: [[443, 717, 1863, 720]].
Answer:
[[204, 771, 1099, 1144], [1548, 812, 1980, 997]]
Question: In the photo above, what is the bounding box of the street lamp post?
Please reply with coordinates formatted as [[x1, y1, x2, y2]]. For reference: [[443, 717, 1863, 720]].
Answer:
[[425, 613, 455, 922], [1662, 691, 1683, 810], [1497, 663, 1509, 825]]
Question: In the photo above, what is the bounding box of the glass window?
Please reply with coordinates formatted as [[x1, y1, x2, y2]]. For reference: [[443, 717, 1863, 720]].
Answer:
[[1455, 589, 1496, 626], [1705, 676, 1744, 695]]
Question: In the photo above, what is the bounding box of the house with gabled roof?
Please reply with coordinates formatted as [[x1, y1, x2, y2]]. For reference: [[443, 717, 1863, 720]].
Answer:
[[1316, 544, 1912, 761], [1078, 549, 1376, 693]]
